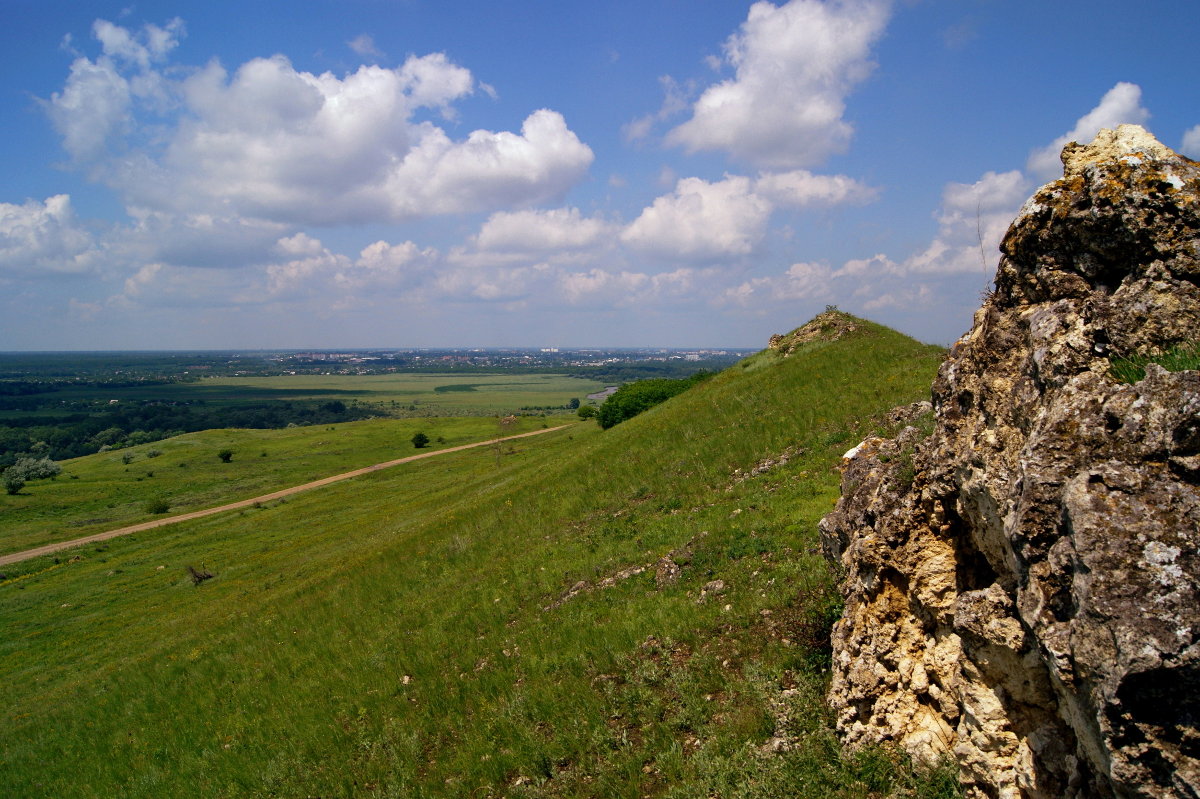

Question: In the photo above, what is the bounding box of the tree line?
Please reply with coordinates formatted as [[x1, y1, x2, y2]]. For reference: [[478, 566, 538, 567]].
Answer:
[[595, 372, 712, 429], [0, 400, 376, 468]]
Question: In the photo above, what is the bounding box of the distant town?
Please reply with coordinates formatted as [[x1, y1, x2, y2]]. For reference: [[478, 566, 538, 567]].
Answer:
[[0, 347, 754, 382], [274, 347, 752, 375]]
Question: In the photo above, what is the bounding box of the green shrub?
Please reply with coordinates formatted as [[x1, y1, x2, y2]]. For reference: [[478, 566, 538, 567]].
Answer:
[[7, 456, 62, 481], [4, 456, 62, 494], [144, 498, 171, 514], [411, 432, 430, 448], [4, 472, 24, 495]]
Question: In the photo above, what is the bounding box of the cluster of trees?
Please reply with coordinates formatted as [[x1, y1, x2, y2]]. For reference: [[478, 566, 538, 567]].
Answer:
[[595, 372, 712, 429], [0, 400, 378, 468], [570, 362, 727, 383], [3, 455, 61, 495]]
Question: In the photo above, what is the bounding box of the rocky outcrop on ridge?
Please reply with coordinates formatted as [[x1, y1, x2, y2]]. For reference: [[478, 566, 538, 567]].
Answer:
[[768, 309, 860, 356], [819, 126, 1200, 798]]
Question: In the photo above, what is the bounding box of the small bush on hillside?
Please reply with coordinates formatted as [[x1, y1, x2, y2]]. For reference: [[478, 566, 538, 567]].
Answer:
[[411, 432, 430, 449], [577, 405, 598, 420], [145, 498, 170, 514], [7, 456, 62, 481], [217, 449, 233, 463], [187, 565, 214, 585], [4, 456, 62, 494]]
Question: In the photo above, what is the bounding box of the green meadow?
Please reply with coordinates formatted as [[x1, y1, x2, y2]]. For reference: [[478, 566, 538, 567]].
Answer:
[[0, 373, 607, 420], [0, 416, 550, 559], [194, 372, 608, 414], [0, 316, 959, 798]]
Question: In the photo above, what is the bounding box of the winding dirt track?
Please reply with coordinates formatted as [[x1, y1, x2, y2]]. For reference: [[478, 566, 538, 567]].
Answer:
[[0, 425, 570, 568]]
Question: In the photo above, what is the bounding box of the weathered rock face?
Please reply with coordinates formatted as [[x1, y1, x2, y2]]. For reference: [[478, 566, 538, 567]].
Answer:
[[819, 125, 1200, 798]]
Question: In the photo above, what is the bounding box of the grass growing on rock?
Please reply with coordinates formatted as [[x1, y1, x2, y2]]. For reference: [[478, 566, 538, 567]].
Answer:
[[1109, 340, 1200, 383], [0, 314, 955, 798]]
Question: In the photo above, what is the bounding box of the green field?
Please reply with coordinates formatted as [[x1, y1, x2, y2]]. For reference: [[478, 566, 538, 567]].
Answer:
[[0, 316, 958, 798], [0, 416, 552, 558], [156, 372, 605, 414], [1, 372, 607, 419]]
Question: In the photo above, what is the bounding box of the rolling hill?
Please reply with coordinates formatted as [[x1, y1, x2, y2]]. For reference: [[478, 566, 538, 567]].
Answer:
[[0, 312, 958, 798]]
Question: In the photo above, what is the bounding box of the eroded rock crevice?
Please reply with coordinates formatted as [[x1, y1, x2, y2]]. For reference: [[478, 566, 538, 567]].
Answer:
[[819, 126, 1200, 798]]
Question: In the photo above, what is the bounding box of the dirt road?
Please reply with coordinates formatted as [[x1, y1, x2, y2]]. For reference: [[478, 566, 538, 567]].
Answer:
[[0, 425, 571, 568]]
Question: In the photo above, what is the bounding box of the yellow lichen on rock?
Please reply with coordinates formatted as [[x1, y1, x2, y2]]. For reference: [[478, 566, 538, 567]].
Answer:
[[1060, 123, 1178, 177]]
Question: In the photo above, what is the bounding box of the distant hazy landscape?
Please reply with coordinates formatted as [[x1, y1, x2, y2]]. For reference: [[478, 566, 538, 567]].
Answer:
[[0, 349, 743, 465]]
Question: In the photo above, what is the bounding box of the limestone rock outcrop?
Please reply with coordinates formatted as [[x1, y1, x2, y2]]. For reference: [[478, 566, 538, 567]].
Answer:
[[819, 125, 1200, 798]]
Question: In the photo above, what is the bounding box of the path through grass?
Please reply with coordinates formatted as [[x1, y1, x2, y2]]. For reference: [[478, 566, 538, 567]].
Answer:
[[0, 416, 549, 557]]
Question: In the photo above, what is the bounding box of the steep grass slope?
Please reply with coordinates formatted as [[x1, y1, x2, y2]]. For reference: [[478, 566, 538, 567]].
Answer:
[[0, 314, 954, 798]]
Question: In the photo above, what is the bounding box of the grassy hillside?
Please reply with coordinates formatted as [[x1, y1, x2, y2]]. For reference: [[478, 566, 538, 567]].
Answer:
[[0, 314, 956, 798], [0, 416, 550, 557]]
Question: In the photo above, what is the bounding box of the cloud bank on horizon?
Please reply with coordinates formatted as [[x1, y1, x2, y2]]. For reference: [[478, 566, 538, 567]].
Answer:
[[1, 0, 1197, 349]]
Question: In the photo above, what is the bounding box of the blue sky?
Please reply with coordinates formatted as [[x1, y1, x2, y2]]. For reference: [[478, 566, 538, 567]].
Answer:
[[2, 0, 1197, 350]]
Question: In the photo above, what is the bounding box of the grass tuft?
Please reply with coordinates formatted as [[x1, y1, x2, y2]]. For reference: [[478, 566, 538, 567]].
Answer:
[[1109, 341, 1200, 383]]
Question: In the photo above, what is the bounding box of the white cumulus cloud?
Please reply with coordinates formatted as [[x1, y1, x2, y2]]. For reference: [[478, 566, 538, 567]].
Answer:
[[114, 210, 288, 269], [557, 267, 712, 307], [666, 0, 891, 168], [381, 109, 593, 220], [45, 21, 594, 228], [901, 170, 1029, 275], [0, 195, 98, 276], [721, 260, 834, 307], [93, 17, 184, 69], [267, 234, 352, 296], [474, 208, 614, 254], [46, 19, 185, 164], [341, 240, 438, 291], [46, 55, 132, 163], [622, 176, 772, 261], [1181, 124, 1200, 159], [753, 169, 878, 207]]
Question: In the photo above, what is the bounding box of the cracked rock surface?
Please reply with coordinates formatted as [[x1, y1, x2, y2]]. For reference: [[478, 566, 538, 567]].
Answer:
[[819, 125, 1200, 798]]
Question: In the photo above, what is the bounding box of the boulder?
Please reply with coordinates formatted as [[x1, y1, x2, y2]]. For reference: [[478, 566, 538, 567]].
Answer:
[[819, 126, 1200, 798]]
